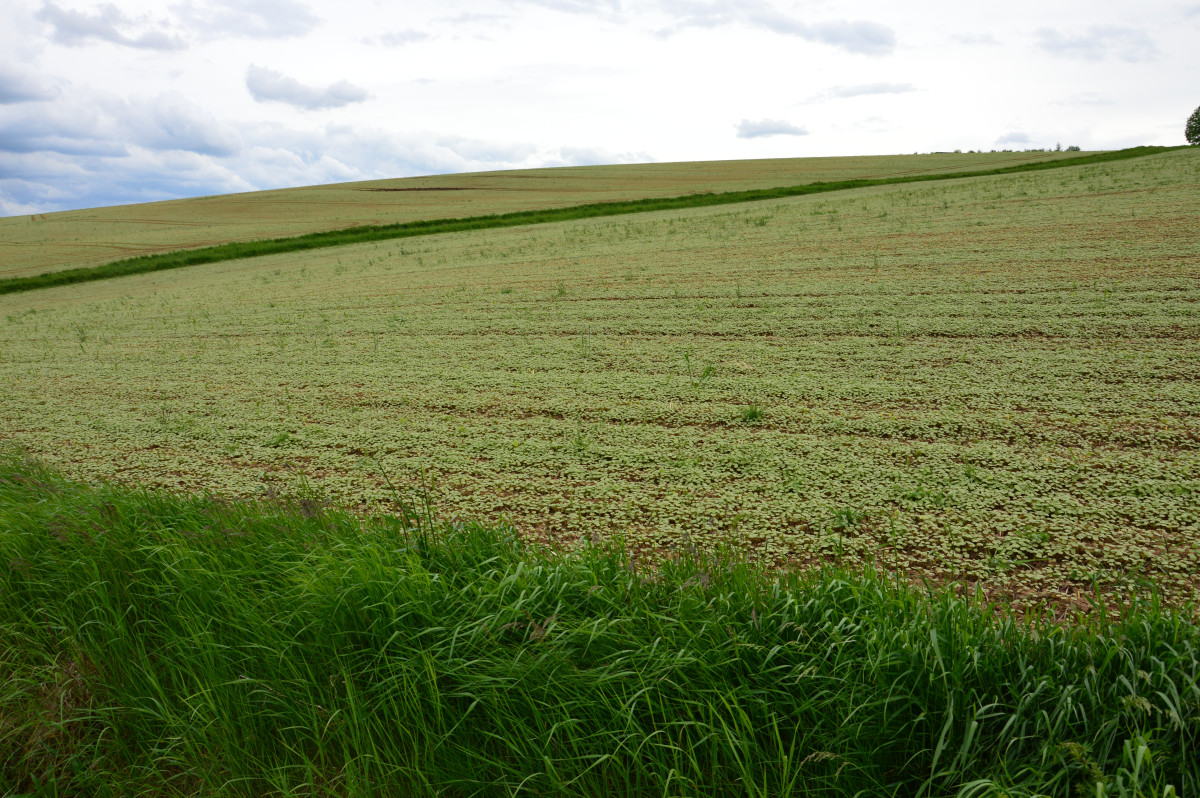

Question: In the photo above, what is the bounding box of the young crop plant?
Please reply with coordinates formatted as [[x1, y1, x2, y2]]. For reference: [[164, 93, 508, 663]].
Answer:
[[683, 349, 714, 389], [740, 404, 765, 423], [266, 431, 291, 448], [830, 504, 868, 532], [577, 328, 593, 360], [826, 504, 869, 563], [570, 420, 592, 455]]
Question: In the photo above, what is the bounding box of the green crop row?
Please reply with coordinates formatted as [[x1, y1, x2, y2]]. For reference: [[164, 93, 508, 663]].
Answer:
[[0, 146, 1184, 296], [1, 454, 1196, 796], [4, 148, 1196, 608], [9, 146, 1200, 607]]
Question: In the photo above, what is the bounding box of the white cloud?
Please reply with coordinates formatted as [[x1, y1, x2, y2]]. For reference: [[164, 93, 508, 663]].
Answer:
[[0, 148, 255, 213], [0, 63, 59, 104], [736, 119, 808, 138], [520, 0, 621, 14], [802, 20, 895, 56], [171, 0, 320, 40], [0, 99, 127, 155], [369, 29, 431, 47], [952, 33, 999, 45], [128, 93, 243, 156], [435, 11, 511, 28], [0, 126, 129, 156], [553, 146, 654, 166], [822, 83, 917, 99], [36, 1, 187, 50], [243, 123, 551, 183], [655, 0, 895, 55], [246, 66, 370, 110], [33, 0, 320, 52], [1053, 92, 1114, 107], [996, 131, 1032, 145], [0, 89, 240, 157], [436, 135, 538, 163], [1034, 26, 1158, 62], [0, 192, 47, 216]]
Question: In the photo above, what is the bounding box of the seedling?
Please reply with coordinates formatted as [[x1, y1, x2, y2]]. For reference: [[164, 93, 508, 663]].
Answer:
[[739, 405, 764, 423], [683, 350, 714, 389]]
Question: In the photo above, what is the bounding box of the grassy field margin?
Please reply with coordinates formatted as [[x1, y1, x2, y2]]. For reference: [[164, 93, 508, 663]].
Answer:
[[1, 146, 1186, 296], [1, 454, 1196, 796]]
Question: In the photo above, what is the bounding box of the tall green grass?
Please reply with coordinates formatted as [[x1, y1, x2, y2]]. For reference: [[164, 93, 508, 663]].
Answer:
[[1, 453, 1196, 796], [1, 146, 1186, 296]]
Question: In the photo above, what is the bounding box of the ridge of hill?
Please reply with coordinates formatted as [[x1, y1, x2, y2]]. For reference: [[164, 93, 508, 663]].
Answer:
[[0, 149, 1114, 290]]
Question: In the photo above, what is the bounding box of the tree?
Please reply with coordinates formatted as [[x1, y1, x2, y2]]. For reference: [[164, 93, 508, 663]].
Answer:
[[1188, 105, 1200, 145]]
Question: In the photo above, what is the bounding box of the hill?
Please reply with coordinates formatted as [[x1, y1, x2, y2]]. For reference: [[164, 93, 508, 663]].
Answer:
[[2, 146, 1197, 608], [0, 150, 1086, 280]]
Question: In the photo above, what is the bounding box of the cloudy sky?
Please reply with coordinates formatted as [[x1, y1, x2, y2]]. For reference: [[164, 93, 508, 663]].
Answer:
[[1, 0, 1196, 215]]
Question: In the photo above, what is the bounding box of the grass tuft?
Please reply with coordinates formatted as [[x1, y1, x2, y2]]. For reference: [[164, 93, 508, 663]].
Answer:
[[1, 453, 1197, 796], [740, 404, 765, 423]]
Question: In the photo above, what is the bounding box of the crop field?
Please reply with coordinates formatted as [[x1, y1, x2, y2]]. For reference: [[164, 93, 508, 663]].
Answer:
[[0, 150, 1085, 280], [2, 149, 1198, 609]]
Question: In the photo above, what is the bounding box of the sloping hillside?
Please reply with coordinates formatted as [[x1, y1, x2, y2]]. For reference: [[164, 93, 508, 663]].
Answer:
[[3, 147, 1197, 607], [0, 150, 1084, 279]]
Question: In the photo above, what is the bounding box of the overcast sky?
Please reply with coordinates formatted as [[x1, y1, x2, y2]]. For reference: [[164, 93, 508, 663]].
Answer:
[[1, 0, 1196, 215]]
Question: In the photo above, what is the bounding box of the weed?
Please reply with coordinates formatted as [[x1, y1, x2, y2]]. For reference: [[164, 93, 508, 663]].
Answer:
[[740, 404, 764, 423], [683, 349, 714, 389]]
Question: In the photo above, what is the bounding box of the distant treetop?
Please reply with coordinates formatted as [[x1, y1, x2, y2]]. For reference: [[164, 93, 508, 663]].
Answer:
[[1187, 105, 1200, 145]]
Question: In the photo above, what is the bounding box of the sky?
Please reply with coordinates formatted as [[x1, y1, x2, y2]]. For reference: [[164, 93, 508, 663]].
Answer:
[[1, 0, 1197, 216]]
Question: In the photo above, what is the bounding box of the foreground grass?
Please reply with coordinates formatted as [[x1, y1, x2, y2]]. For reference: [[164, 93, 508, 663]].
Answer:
[[0, 146, 1181, 296], [1, 456, 1197, 796]]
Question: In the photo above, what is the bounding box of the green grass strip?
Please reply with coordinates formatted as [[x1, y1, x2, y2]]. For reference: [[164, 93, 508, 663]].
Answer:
[[1, 453, 1197, 796], [2, 145, 1189, 295]]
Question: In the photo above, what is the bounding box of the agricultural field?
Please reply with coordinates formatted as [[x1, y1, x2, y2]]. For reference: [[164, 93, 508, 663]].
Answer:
[[1, 148, 1197, 609], [0, 150, 1086, 280]]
